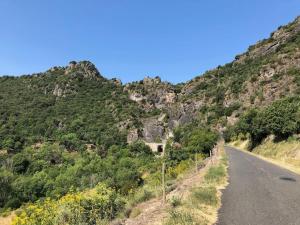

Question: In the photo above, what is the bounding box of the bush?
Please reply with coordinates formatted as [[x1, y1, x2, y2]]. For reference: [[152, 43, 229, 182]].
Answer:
[[12, 183, 125, 225], [170, 196, 181, 208], [227, 97, 300, 148]]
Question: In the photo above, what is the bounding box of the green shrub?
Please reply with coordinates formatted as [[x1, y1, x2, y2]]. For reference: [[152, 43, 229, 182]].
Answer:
[[170, 196, 182, 208], [228, 96, 300, 148]]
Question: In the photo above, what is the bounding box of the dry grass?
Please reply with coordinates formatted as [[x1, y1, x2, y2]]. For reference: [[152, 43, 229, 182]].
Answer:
[[230, 139, 249, 151], [0, 212, 15, 225], [228, 138, 300, 175], [164, 144, 229, 225]]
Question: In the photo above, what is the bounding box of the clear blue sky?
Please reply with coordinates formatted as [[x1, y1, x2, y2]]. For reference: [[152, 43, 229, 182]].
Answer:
[[0, 0, 299, 83]]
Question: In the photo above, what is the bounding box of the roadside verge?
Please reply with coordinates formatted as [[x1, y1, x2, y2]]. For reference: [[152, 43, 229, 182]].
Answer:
[[228, 140, 300, 175], [123, 141, 229, 225]]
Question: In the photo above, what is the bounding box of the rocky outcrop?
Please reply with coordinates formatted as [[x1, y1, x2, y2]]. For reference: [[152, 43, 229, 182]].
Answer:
[[111, 78, 122, 86], [64, 61, 102, 79], [125, 76, 178, 112], [235, 16, 300, 63], [141, 117, 166, 143], [53, 84, 63, 97], [127, 129, 139, 143]]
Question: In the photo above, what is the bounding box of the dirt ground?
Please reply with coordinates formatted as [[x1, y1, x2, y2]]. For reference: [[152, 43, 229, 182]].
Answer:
[[0, 213, 15, 225]]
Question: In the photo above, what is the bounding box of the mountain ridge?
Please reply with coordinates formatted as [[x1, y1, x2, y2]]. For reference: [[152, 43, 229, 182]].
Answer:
[[1, 15, 300, 147]]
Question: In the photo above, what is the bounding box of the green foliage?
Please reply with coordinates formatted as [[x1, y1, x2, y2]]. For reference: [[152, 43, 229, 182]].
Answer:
[[12, 183, 124, 225], [0, 170, 14, 208], [170, 196, 182, 208], [182, 128, 218, 155], [128, 141, 153, 157], [261, 98, 299, 138], [59, 133, 83, 151], [0, 69, 161, 212], [166, 123, 218, 167], [0, 141, 156, 210], [0, 72, 143, 152], [226, 97, 300, 148]]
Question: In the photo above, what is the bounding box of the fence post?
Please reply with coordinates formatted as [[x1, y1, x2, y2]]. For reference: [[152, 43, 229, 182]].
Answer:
[[195, 153, 198, 172], [162, 161, 166, 205]]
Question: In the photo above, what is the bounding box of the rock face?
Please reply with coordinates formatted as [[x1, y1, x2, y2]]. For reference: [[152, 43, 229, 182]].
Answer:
[[53, 84, 63, 97], [124, 76, 178, 112], [64, 61, 102, 79], [172, 16, 300, 131], [235, 16, 300, 63], [111, 78, 122, 86], [127, 129, 139, 143], [141, 118, 166, 143]]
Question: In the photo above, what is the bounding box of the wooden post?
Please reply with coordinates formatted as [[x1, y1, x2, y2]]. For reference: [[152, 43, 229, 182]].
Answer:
[[195, 153, 198, 172], [162, 161, 166, 205]]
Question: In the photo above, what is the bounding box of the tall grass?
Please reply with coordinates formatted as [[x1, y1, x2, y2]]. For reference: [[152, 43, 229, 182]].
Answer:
[[204, 165, 226, 184], [190, 186, 218, 206]]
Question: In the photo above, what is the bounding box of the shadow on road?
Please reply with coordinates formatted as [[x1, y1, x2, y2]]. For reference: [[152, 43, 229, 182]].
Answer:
[[279, 176, 297, 182]]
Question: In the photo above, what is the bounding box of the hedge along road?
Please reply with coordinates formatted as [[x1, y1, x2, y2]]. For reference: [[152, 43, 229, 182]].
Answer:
[[217, 146, 300, 225]]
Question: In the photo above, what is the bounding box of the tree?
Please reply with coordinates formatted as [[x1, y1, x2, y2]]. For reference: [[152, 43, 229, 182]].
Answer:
[[128, 141, 153, 157], [262, 99, 299, 139]]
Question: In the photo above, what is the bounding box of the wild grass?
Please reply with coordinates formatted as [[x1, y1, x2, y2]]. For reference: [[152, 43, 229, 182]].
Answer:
[[129, 208, 142, 218], [170, 196, 182, 208], [164, 149, 228, 225], [190, 186, 218, 207], [204, 165, 226, 184], [165, 210, 202, 225], [253, 138, 300, 174], [229, 137, 300, 174], [123, 187, 155, 218], [122, 158, 200, 220]]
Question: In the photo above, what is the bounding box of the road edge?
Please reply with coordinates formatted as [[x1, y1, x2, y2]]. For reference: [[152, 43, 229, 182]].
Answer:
[[225, 144, 300, 175]]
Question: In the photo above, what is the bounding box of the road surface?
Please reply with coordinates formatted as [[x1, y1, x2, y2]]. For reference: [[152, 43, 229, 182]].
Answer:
[[217, 146, 300, 225]]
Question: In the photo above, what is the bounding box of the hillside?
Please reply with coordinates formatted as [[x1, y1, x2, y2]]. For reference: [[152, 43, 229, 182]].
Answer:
[[178, 16, 300, 127], [3, 15, 300, 152], [123, 16, 300, 134], [0, 15, 300, 225], [0, 60, 218, 222], [0, 61, 149, 153]]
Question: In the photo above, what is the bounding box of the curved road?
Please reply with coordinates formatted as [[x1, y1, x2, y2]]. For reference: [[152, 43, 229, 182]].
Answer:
[[217, 146, 300, 225]]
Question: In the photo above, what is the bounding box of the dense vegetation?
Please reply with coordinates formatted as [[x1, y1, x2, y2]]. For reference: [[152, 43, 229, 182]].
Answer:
[[0, 141, 157, 210], [180, 17, 300, 128], [0, 66, 156, 212], [166, 124, 218, 167], [4, 124, 218, 224], [225, 97, 300, 148], [0, 70, 145, 152], [0, 62, 219, 225], [12, 183, 124, 225]]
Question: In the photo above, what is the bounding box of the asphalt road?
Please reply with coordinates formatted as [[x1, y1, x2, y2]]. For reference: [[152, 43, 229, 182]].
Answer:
[[217, 146, 300, 225]]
